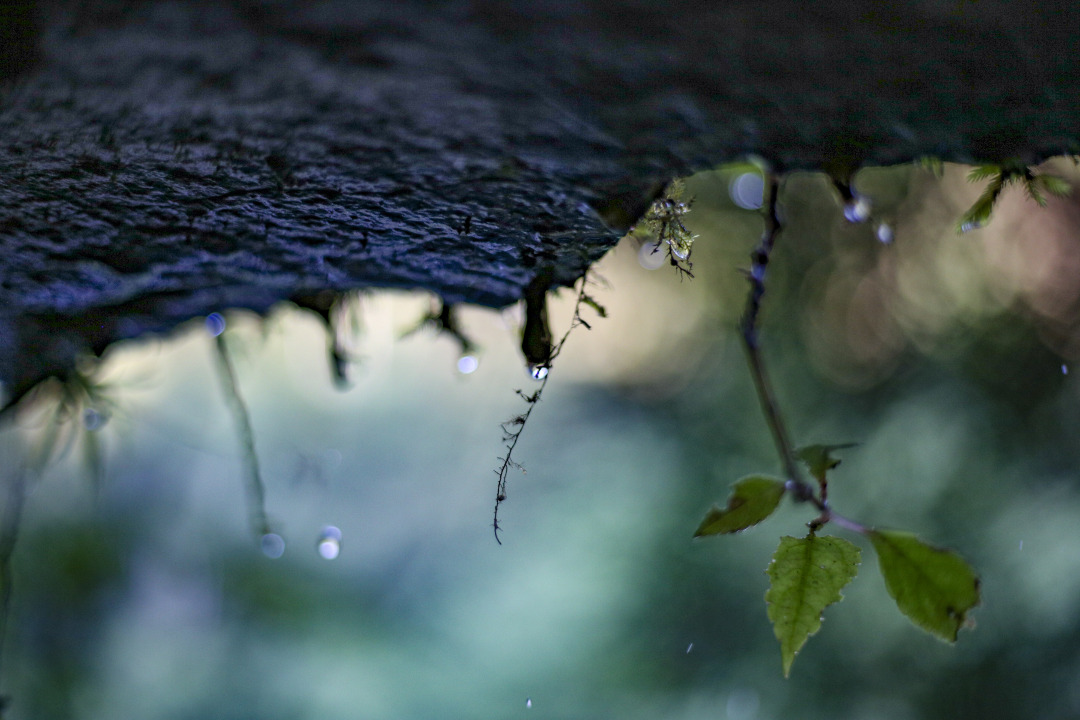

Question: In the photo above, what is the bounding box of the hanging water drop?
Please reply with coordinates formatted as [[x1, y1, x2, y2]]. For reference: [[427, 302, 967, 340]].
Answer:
[[669, 241, 690, 261], [843, 195, 872, 223], [959, 220, 982, 234], [83, 407, 108, 431], [637, 240, 667, 270], [729, 171, 764, 210], [206, 312, 226, 336], [317, 526, 342, 559], [526, 698, 532, 709], [1062, 364, 1068, 375], [260, 533, 285, 559], [457, 354, 479, 375], [529, 364, 549, 381], [876, 222, 894, 244]]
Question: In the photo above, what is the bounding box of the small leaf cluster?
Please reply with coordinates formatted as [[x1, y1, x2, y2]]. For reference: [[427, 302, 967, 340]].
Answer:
[[695, 445, 980, 676], [958, 162, 1071, 233], [637, 178, 696, 278]]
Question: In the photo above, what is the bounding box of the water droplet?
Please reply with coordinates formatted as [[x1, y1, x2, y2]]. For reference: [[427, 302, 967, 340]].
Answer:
[[83, 407, 108, 431], [317, 526, 342, 559], [843, 196, 872, 223], [1019, 540, 1024, 550], [526, 698, 532, 709], [529, 364, 549, 381], [669, 242, 690, 261], [876, 222, 894, 244], [637, 240, 666, 270], [686, 642, 693, 654], [960, 220, 982, 234], [729, 172, 764, 210], [457, 354, 479, 374], [1062, 364, 1069, 375], [260, 533, 285, 559], [206, 312, 226, 336]]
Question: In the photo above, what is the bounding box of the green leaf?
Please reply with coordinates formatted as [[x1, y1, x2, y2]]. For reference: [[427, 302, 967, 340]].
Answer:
[[796, 443, 856, 479], [694, 475, 785, 536], [966, 165, 1001, 182], [869, 529, 980, 642], [957, 180, 1002, 233], [915, 156, 944, 177], [766, 535, 861, 676], [1036, 173, 1072, 197]]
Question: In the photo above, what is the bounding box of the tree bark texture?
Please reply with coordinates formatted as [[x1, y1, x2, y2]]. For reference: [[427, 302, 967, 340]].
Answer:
[[1, 0, 1077, 401]]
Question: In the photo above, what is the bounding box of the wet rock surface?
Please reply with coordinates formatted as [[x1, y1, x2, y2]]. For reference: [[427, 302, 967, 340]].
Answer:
[[1, 0, 1077, 402]]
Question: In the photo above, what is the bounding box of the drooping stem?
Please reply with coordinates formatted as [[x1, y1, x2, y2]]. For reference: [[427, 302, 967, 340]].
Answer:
[[739, 175, 870, 535], [492, 273, 596, 544], [212, 333, 271, 539], [740, 174, 806, 497]]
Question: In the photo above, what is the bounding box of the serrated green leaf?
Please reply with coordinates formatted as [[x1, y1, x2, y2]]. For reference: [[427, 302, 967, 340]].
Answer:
[[796, 443, 856, 480], [869, 529, 980, 642], [1023, 179, 1048, 207], [957, 180, 1001, 233], [694, 475, 785, 536], [766, 535, 861, 676], [966, 165, 1001, 182], [1036, 174, 1072, 197]]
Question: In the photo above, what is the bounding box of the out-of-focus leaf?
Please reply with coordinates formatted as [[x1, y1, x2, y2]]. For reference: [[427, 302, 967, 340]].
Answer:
[[1023, 179, 1048, 207], [869, 529, 980, 642], [796, 443, 856, 480], [915, 156, 944, 177], [966, 165, 1001, 182], [766, 535, 861, 676], [1036, 174, 1072, 197], [694, 475, 785, 536], [957, 180, 1002, 233]]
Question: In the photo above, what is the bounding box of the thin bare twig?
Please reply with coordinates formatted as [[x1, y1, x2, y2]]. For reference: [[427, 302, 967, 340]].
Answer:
[[212, 333, 271, 539], [492, 274, 597, 543]]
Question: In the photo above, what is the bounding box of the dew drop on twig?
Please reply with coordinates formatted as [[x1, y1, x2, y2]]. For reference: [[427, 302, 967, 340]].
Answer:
[[206, 312, 226, 336], [261, 533, 285, 559]]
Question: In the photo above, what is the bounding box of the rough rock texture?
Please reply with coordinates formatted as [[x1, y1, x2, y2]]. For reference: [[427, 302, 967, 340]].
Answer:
[[1, 0, 1078, 403]]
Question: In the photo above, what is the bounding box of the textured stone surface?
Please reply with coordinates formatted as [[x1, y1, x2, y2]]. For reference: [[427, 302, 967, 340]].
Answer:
[[1, 0, 1078, 404]]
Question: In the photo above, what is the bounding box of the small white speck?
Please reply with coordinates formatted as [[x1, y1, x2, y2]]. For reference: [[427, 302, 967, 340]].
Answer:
[[526, 698, 532, 709], [686, 643, 693, 654]]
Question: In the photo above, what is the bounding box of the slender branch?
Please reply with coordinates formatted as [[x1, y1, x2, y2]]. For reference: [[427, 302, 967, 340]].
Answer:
[[740, 174, 806, 495], [739, 175, 873, 537], [212, 333, 271, 539], [492, 274, 595, 543]]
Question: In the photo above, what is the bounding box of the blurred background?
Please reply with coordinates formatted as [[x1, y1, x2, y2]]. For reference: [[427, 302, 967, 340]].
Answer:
[[2, 158, 1080, 719]]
